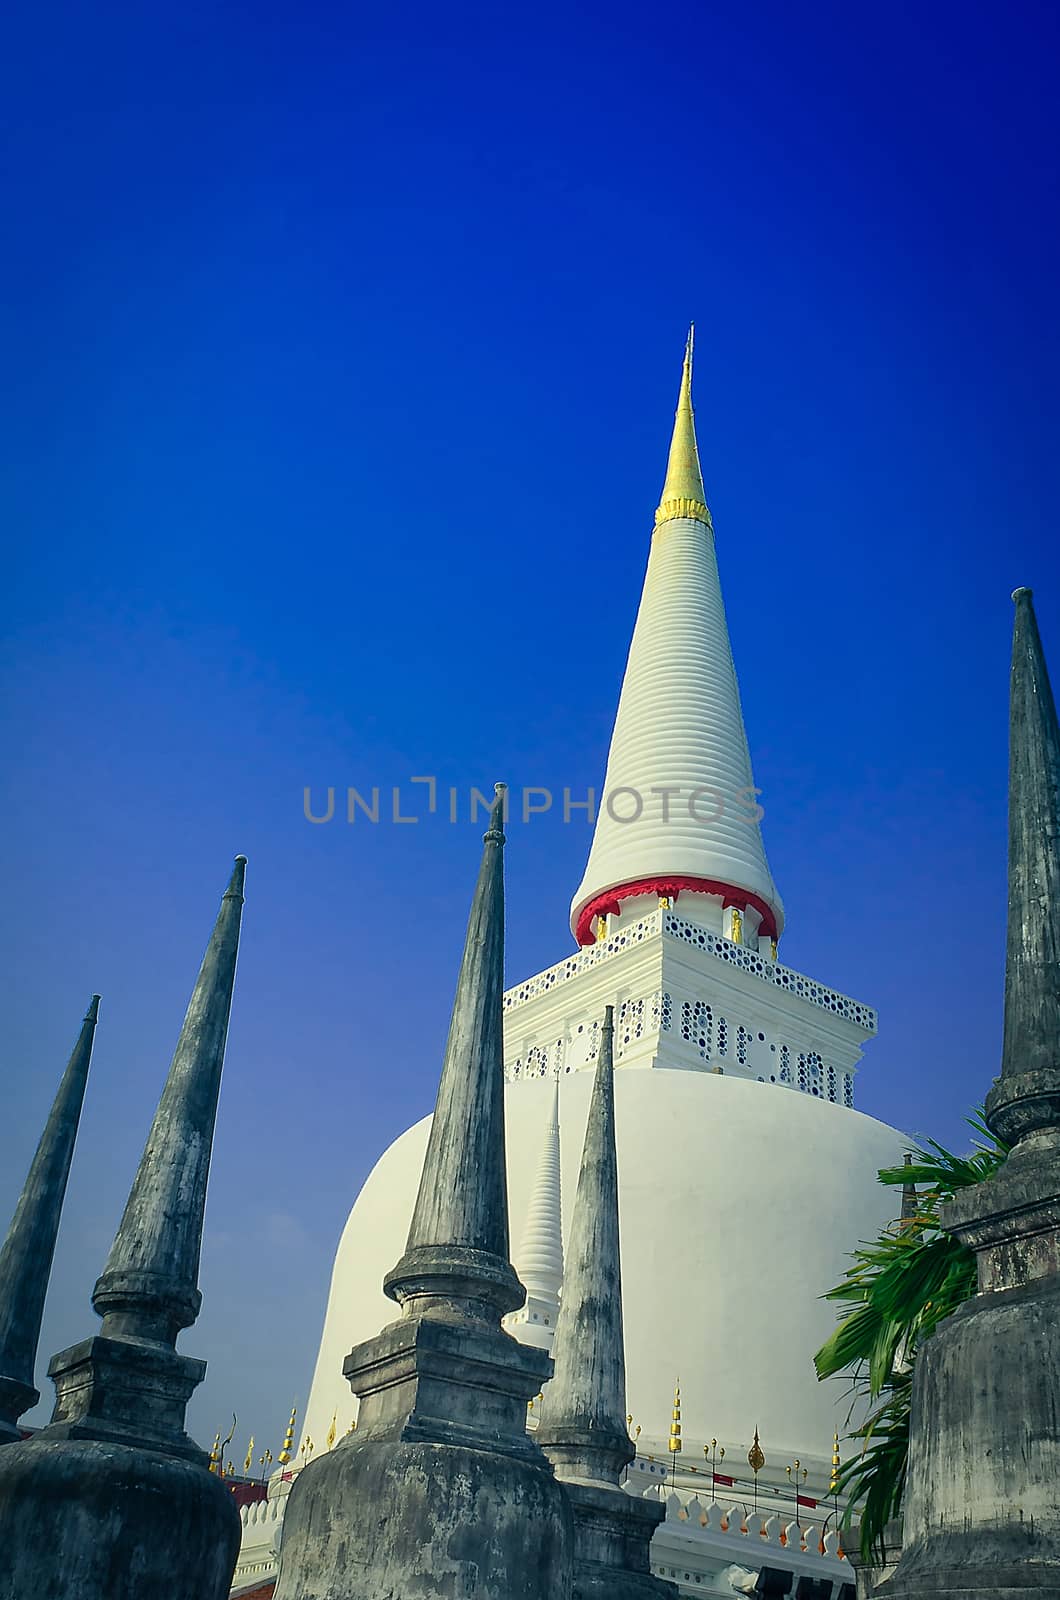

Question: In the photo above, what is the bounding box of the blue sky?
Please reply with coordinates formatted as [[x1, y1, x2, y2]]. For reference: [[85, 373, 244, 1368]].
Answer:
[[2, 0, 1058, 1457]]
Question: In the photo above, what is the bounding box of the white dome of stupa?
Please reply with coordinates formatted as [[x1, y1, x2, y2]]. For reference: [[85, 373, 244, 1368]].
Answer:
[[303, 1069, 905, 1461]]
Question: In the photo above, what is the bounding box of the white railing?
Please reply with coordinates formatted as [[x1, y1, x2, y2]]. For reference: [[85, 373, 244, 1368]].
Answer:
[[502, 909, 876, 1033]]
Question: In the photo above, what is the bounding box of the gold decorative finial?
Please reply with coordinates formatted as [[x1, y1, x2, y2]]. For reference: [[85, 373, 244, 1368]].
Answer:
[[668, 1380, 682, 1454], [244, 1435, 255, 1475], [208, 1432, 221, 1474], [829, 1429, 841, 1496], [278, 1405, 297, 1465], [326, 1412, 337, 1451], [748, 1426, 765, 1474], [654, 325, 712, 532], [219, 1415, 237, 1480]]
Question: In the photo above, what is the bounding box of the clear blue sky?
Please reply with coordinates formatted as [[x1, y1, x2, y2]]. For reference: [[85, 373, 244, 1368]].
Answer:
[[2, 0, 1058, 1458]]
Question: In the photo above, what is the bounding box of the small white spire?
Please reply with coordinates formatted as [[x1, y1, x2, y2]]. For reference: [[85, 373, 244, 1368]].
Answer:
[[510, 1077, 563, 1341]]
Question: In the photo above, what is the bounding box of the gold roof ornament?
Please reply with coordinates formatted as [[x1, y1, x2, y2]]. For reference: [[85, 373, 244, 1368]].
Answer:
[[278, 1404, 297, 1465], [829, 1429, 841, 1496], [217, 1415, 237, 1480], [654, 326, 712, 532], [668, 1379, 682, 1453], [208, 1432, 221, 1474], [243, 1435, 254, 1475], [748, 1426, 765, 1475], [326, 1412, 337, 1450]]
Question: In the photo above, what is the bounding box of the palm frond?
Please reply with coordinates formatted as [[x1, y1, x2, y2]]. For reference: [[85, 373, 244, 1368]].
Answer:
[[814, 1108, 1007, 1562]]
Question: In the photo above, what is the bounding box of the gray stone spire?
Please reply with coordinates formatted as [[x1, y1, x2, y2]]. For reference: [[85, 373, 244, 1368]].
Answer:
[[878, 591, 1060, 1600], [0, 857, 247, 1600], [991, 585, 1060, 1122], [384, 785, 524, 1321], [92, 854, 246, 1346], [537, 1008, 676, 1600], [274, 788, 575, 1600], [0, 996, 99, 1444], [537, 1006, 630, 1484]]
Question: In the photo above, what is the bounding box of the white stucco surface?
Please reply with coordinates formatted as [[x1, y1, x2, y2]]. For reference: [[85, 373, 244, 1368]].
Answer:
[[303, 1068, 906, 1465], [570, 516, 784, 940]]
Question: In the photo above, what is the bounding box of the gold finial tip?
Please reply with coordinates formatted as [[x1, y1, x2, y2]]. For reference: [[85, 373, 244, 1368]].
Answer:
[[654, 330, 711, 531]]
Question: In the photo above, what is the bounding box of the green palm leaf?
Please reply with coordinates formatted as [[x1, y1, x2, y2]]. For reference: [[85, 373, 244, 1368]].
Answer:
[[814, 1110, 1007, 1561]]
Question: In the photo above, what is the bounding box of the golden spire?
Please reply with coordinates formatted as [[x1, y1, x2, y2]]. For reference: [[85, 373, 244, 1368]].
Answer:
[[668, 1379, 682, 1454], [654, 325, 712, 532], [278, 1404, 296, 1465], [208, 1432, 221, 1474]]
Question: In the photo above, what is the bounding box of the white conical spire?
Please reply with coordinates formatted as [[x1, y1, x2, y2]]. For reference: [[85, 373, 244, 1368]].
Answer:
[[570, 330, 783, 946], [513, 1076, 564, 1309]]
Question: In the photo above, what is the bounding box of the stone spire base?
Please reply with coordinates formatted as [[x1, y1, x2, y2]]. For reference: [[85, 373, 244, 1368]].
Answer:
[[42, 1333, 209, 1461], [559, 1482, 672, 1600], [275, 1311, 571, 1600], [0, 1439, 239, 1600]]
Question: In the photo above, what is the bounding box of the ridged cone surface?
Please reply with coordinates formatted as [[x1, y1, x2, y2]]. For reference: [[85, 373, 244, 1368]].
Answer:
[[571, 512, 783, 936], [513, 1076, 563, 1302]]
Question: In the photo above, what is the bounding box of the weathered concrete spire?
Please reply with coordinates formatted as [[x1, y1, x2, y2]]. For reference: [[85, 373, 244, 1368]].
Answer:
[[385, 783, 525, 1320], [93, 855, 247, 1346], [0, 859, 247, 1600], [274, 789, 575, 1600], [537, 1007, 630, 1484], [878, 591, 1060, 1600], [993, 586, 1060, 1112], [536, 1008, 676, 1599], [0, 997, 99, 1444]]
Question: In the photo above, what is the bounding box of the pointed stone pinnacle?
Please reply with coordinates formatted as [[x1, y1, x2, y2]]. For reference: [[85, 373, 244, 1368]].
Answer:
[[536, 1005, 632, 1485], [0, 997, 99, 1442], [384, 782, 524, 1321], [93, 856, 247, 1346], [987, 587, 1060, 1145]]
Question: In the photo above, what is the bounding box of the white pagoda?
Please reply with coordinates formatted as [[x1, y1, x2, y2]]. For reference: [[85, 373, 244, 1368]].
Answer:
[[235, 335, 909, 1596]]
